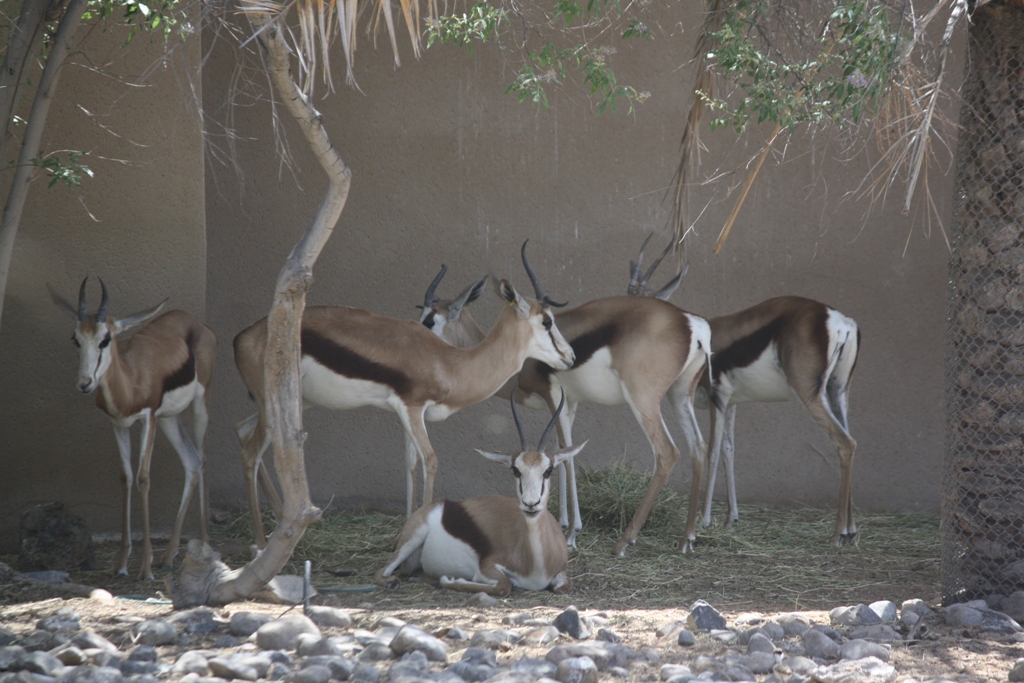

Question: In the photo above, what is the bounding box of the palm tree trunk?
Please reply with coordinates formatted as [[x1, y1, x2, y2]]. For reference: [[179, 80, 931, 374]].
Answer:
[[168, 1, 351, 606], [942, 0, 1024, 604]]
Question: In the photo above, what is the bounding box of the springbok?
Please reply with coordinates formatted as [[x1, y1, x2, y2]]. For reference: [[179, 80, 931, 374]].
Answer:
[[417, 242, 712, 555], [628, 236, 860, 546], [49, 278, 215, 579], [233, 278, 575, 548], [376, 390, 581, 596]]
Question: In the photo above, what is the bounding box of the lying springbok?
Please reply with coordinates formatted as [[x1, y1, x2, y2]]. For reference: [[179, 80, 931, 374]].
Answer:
[[417, 242, 712, 555], [234, 278, 575, 547], [49, 278, 215, 579], [376, 390, 582, 595], [628, 236, 860, 546]]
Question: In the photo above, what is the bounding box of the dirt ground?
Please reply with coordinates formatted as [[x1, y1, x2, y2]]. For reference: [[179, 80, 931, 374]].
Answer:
[[1, 507, 1021, 682]]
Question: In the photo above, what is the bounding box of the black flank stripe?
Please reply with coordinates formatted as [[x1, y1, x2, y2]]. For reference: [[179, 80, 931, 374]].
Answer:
[[301, 329, 411, 395], [442, 500, 493, 559], [539, 323, 615, 378], [163, 329, 197, 395], [712, 318, 783, 381]]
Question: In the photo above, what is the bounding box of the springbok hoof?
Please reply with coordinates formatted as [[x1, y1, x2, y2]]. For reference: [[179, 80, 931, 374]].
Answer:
[[675, 537, 696, 554]]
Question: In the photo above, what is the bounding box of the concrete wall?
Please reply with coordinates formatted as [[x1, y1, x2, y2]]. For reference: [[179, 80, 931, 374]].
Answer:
[[0, 25, 206, 551], [0, 3, 951, 556], [202, 2, 950, 532]]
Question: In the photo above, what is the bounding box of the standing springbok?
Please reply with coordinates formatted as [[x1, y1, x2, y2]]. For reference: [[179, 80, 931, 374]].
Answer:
[[234, 279, 575, 548], [628, 237, 860, 546], [49, 278, 215, 579], [376, 390, 582, 596], [417, 242, 712, 555]]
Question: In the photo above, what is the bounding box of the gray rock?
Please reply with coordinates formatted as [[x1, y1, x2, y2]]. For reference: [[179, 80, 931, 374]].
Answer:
[[83, 653, 120, 670], [708, 629, 738, 644], [21, 631, 59, 652], [356, 644, 393, 661], [296, 635, 348, 658], [829, 605, 882, 627], [389, 626, 448, 662], [23, 572, 71, 585], [655, 622, 683, 639], [167, 609, 218, 635], [687, 600, 726, 632], [208, 654, 262, 681], [747, 632, 775, 655], [1, 647, 29, 671], [375, 617, 407, 629], [129, 622, 177, 647], [459, 648, 497, 667], [15, 652, 63, 676], [256, 616, 321, 651], [545, 643, 633, 671], [801, 629, 840, 660], [469, 630, 520, 649], [839, 640, 890, 662], [595, 629, 619, 644], [70, 633, 117, 655], [445, 627, 469, 641], [810, 625, 843, 642], [659, 664, 693, 680], [553, 609, 587, 640], [351, 663, 380, 683], [118, 661, 159, 676], [267, 662, 292, 681], [511, 658, 556, 678], [1003, 592, 1024, 623], [448, 661, 493, 682], [284, 664, 332, 683], [124, 648, 156, 664], [554, 656, 597, 683], [469, 593, 499, 608], [607, 666, 628, 679], [848, 624, 902, 641], [761, 622, 785, 641], [781, 655, 817, 675], [170, 652, 209, 677], [18, 503, 95, 572], [809, 656, 895, 683], [305, 606, 352, 629], [37, 610, 80, 633], [59, 666, 124, 683], [229, 612, 274, 637], [524, 627, 560, 645], [1009, 657, 1024, 683], [480, 673, 531, 683], [0, 629, 14, 648], [900, 599, 934, 624], [868, 601, 898, 623], [741, 651, 777, 674], [301, 655, 354, 680], [676, 630, 696, 647], [387, 651, 430, 683], [944, 602, 1022, 633]]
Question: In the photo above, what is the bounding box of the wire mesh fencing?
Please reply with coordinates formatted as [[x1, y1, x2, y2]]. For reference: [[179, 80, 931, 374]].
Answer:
[[943, 3, 1024, 605]]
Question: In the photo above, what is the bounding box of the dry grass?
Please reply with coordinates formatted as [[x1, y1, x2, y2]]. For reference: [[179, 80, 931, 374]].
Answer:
[[4, 465, 940, 612]]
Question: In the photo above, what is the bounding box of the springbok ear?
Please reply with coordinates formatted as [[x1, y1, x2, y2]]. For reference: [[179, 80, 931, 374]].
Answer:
[[112, 299, 167, 335], [46, 284, 80, 320], [549, 441, 587, 466], [498, 280, 530, 319], [449, 276, 488, 321], [475, 449, 513, 467]]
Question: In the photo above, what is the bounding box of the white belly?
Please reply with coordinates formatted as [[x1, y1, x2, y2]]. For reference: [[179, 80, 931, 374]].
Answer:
[[722, 345, 791, 404], [300, 357, 393, 410], [156, 379, 199, 417], [420, 525, 483, 581], [557, 348, 625, 406], [424, 401, 457, 422]]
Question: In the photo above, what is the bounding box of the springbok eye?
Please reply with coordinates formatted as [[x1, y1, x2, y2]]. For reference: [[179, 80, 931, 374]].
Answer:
[[422, 315, 435, 330], [99, 335, 112, 349], [543, 466, 554, 479], [511, 466, 522, 479], [542, 316, 553, 330]]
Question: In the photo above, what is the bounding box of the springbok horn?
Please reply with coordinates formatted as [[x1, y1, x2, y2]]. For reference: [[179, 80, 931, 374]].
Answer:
[[628, 233, 655, 295], [421, 264, 447, 309], [76, 276, 89, 321], [642, 239, 674, 284], [96, 279, 110, 322], [510, 389, 529, 452], [520, 240, 568, 308], [538, 389, 566, 451]]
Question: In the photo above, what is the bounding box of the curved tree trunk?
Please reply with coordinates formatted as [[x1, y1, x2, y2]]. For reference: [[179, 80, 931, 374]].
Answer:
[[168, 1, 351, 607], [0, 0, 86, 332], [942, 0, 1024, 604]]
